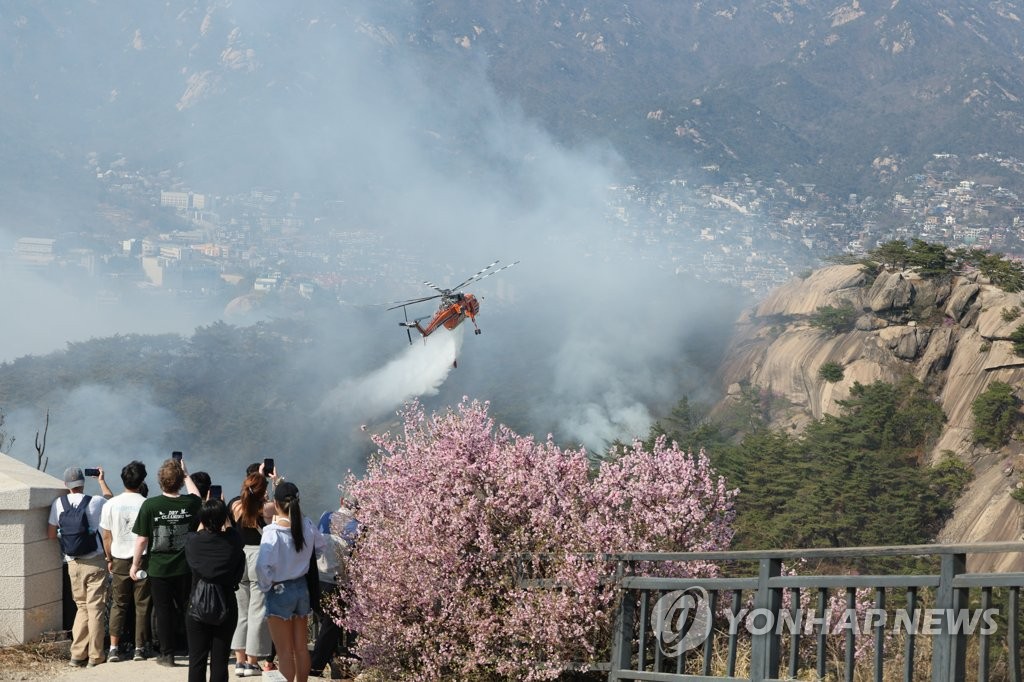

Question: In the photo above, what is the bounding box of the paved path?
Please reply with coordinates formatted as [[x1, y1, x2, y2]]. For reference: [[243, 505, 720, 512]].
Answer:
[[10, 655, 373, 682], [31, 657, 290, 682], [2, 642, 356, 681]]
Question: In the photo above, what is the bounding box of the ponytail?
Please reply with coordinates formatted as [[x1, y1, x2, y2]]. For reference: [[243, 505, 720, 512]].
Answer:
[[283, 496, 305, 552], [239, 473, 267, 528], [273, 481, 306, 552]]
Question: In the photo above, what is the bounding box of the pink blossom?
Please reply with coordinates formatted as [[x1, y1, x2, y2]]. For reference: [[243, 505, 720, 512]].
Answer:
[[337, 399, 736, 681]]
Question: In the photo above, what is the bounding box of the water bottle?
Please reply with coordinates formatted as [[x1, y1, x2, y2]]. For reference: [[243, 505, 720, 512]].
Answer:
[[136, 569, 147, 580]]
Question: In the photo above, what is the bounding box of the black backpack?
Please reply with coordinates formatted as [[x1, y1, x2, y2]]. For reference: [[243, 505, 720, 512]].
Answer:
[[188, 577, 229, 625], [57, 494, 98, 557]]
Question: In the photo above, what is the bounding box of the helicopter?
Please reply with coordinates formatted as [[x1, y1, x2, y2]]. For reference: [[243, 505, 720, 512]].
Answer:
[[387, 260, 519, 344]]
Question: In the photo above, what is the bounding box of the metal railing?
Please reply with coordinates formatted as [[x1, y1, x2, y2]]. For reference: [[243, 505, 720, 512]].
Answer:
[[608, 542, 1024, 682]]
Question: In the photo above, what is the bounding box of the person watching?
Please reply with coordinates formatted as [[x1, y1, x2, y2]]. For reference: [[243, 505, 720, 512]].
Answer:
[[185, 499, 245, 682], [130, 457, 202, 667], [256, 482, 325, 682], [47, 466, 112, 668], [229, 472, 273, 677], [99, 460, 152, 663]]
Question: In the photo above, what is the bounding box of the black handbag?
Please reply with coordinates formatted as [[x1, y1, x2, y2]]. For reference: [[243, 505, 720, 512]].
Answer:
[[306, 551, 323, 615], [189, 577, 230, 625]]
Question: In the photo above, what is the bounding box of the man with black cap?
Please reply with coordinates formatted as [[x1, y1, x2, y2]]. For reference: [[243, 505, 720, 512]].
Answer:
[[47, 466, 114, 668]]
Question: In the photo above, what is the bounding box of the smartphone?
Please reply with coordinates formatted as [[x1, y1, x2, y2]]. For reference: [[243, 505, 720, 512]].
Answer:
[[83, 468, 100, 477], [263, 457, 275, 475], [171, 451, 183, 463], [209, 484, 222, 500]]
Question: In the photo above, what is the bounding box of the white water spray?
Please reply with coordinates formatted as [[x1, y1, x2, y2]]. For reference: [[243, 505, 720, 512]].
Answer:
[[319, 326, 465, 421]]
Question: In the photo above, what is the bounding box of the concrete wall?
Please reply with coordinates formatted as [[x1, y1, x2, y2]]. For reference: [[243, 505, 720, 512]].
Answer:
[[0, 453, 66, 646]]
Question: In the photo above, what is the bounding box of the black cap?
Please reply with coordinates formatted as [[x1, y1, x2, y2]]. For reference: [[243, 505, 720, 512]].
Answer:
[[274, 481, 299, 503]]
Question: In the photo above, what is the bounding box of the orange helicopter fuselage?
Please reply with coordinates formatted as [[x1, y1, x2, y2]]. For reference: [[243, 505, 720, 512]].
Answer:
[[417, 293, 481, 338]]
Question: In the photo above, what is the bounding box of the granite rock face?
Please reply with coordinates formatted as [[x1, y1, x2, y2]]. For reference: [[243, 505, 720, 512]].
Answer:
[[717, 265, 1024, 563]]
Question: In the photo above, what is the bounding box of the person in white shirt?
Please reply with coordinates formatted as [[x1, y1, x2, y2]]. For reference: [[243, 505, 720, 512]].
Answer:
[[99, 460, 151, 663], [47, 466, 113, 668], [256, 482, 324, 682]]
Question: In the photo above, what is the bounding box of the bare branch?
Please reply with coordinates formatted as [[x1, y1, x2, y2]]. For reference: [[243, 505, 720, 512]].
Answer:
[[35, 409, 49, 472]]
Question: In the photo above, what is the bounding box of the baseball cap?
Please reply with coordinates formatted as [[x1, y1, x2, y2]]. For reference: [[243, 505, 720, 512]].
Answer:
[[63, 467, 85, 489]]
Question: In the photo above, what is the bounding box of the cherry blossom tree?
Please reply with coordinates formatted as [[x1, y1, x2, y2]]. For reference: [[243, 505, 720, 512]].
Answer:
[[340, 398, 736, 681]]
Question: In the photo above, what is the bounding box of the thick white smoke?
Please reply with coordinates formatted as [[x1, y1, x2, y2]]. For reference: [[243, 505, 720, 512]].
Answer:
[[319, 326, 464, 422], [3, 384, 178, 476]]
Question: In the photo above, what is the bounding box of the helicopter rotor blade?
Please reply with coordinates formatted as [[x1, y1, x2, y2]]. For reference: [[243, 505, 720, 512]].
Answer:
[[449, 260, 502, 291], [454, 260, 520, 291], [422, 279, 449, 295], [386, 294, 442, 311]]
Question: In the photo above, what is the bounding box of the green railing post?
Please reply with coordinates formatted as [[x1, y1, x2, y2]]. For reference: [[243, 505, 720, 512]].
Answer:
[[608, 559, 634, 681], [931, 552, 967, 682], [749, 556, 782, 681]]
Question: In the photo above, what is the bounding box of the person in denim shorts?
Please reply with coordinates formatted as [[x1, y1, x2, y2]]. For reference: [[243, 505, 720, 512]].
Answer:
[[255, 482, 324, 682]]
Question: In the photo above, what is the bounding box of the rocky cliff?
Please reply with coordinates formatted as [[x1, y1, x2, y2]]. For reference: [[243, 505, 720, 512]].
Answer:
[[715, 264, 1024, 570]]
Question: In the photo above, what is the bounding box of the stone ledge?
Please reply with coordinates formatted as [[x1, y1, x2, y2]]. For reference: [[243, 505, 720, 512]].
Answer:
[[0, 537, 63, 578], [0, 570, 62, 609], [0, 508, 52, 543], [0, 453, 66, 511], [0, 602, 62, 647], [0, 453, 67, 644]]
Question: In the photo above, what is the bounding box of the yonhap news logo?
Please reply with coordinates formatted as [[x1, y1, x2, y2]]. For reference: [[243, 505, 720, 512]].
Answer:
[[652, 587, 714, 656], [649, 586, 1002, 653]]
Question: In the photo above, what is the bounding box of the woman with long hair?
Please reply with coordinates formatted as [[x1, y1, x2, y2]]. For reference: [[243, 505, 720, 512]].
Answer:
[[229, 472, 272, 676], [256, 482, 324, 682], [184, 499, 244, 682]]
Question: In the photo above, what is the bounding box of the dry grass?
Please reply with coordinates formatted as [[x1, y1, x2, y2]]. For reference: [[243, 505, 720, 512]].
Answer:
[[0, 637, 71, 681]]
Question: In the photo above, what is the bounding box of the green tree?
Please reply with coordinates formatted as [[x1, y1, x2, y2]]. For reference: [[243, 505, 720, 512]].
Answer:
[[1012, 325, 1024, 356], [957, 249, 1024, 292], [870, 240, 911, 269], [971, 381, 1020, 448], [980, 254, 1024, 292], [810, 301, 858, 334], [928, 452, 974, 521], [700, 377, 955, 556], [906, 239, 952, 276], [647, 397, 725, 452], [818, 362, 845, 383]]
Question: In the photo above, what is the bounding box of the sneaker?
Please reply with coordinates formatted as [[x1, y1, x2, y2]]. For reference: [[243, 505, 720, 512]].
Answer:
[[108, 648, 121, 663], [235, 662, 247, 677], [86, 660, 103, 668], [156, 655, 175, 668], [133, 648, 146, 661], [245, 663, 263, 676], [68, 659, 87, 668]]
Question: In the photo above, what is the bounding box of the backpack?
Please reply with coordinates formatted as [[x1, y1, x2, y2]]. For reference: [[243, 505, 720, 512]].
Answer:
[[316, 511, 357, 583], [188, 577, 229, 625], [57, 494, 98, 557]]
